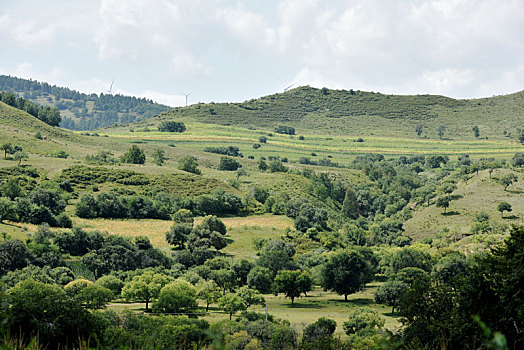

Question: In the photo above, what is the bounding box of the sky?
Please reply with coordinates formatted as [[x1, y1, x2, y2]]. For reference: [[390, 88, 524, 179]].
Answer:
[[1, 0, 524, 107]]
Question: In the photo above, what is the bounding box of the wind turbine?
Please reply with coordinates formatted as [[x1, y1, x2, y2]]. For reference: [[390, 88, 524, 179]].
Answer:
[[181, 91, 193, 107], [284, 83, 296, 92], [107, 79, 115, 94]]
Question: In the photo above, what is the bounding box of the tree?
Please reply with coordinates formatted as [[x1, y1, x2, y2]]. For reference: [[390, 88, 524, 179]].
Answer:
[[178, 155, 201, 175], [436, 195, 452, 213], [342, 188, 359, 219], [499, 173, 518, 190], [437, 124, 447, 139], [13, 151, 28, 165], [219, 156, 241, 171], [247, 266, 273, 293], [237, 286, 265, 308], [1, 142, 14, 158], [152, 148, 167, 166], [342, 309, 384, 335], [416, 124, 424, 137], [259, 135, 267, 143], [0, 239, 31, 274], [373, 280, 408, 314], [158, 121, 186, 132], [0, 197, 16, 223], [96, 275, 124, 295], [153, 280, 198, 314], [518, 129, 524, 144], [172, 209, 194, 224], [218, 293, 247, 320], [321, 250, 372, 301], [166, 223, 192, 249], [5, 279, 96, 348], [256, 239, 296, 277], [268, 159, 287, 173], [497, 202, 512, 217], [302, 317, 337, 350], [258, 160, 268, 171], [2, 178, 23, 201], [197, 280, 221, 312], [473, 125, 480, 138], [77, 284, 113, 309], [121, 145, 145, 164], [274, 270, 311, 305], [512, 152, 524, 167], [121, 272, 172, 312]]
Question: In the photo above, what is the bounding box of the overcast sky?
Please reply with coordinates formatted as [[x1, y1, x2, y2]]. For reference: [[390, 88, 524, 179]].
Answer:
[[1, 0, 523, 106]]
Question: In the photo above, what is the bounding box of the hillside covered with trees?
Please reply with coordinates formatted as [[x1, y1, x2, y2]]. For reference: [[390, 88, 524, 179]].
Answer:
[[0, 83, 523, 349], [0, 75, 170, 130]]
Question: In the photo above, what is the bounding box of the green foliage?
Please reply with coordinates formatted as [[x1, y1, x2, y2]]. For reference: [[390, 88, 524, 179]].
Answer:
[[247, 266, 273, 293], [96, 275, 124, 295], [158, 121, 186, 132], [205, 145, 242, 157], [197, 280, 221, 311], [236, 285, 265, 308], [219, 156, 242, 171], [77, 284, 114, 309], [436, 195, 452, 213], [0, 91, 61, 126], [498, 173, 518, 190], [343, 309, 384, 335], [153, 280, 198, 314], [152, 148, 167, 166], [473, 125, 480, 138], [218, 293, 247, 319], [321, 250, 374, 301], [373, 280, 408, 314], [5, 279, 98, 348], [497, 201, 512, 217], [302, 317, 337, 350], [122, 271, 173, 311], [178, 155, 201, 175], [121, 145, 146, 164], [273, 270, 312, 304], [0, 75, 170, 130], [275, 125, 295, 135]]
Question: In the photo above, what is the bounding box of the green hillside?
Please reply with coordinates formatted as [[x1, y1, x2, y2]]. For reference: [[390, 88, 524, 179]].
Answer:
[[151, 86, 524, 140], [0, 75, 170, 130]]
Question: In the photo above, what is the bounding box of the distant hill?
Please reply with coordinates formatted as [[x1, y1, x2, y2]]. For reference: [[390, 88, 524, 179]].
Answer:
[[155, 86, 524, 140], [0, 75, 171, 130]]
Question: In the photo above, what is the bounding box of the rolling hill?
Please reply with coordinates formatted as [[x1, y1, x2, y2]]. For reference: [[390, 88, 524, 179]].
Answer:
[[0, 75, 170, 130], [145, 86, 524, 140]]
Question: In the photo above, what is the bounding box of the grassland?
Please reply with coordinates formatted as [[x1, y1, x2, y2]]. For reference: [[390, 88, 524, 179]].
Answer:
[[405, 168, 523, 242], [107, 283, 400, 338]]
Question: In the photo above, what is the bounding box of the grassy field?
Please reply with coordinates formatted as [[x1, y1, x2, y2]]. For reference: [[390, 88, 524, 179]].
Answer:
[[107, 283, 401, 338], [73, 214, 294, 258], [404, 168, 524, 242]]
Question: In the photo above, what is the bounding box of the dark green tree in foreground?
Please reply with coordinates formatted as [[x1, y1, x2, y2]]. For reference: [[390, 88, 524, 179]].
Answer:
[[158, 121, 186, 132], [473, 125, 480, 138], [499, 173, 518, 191], [321, 250, 372, 301], [152, 148, 167, 166], [274, 270, 312, 305]]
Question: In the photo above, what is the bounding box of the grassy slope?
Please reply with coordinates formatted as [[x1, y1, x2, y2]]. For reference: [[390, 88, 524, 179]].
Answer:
[[404, 168, 523, 242], [128, 86, 524, 140]]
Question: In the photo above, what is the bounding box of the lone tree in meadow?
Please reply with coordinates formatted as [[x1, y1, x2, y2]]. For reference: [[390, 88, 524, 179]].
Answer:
[[499, 173, 518, 191], [121, 145, 145, 164], [497, 202, 512, 218], [321, 250, 373, 301], [152, 148, 167, 166], [416, 124, 424, 137], [178, 155, 201, 175], [273, 270, 312, 305], [436, 195, 452, 213], [437, 125, 447, 139], [472, 125, 480, 138]]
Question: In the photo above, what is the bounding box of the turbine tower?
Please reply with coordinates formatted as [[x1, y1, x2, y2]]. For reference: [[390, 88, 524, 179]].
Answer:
[[284, 83, 296, 92], [182, 92, 193, 107], [108, 79, 115, 94]]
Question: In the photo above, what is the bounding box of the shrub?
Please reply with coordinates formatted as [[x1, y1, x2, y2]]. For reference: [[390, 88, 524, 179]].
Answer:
[[219, 157, 241, 171], [158, 121, 186, 132]]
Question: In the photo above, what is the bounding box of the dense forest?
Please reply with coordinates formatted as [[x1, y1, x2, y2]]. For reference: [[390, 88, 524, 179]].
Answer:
[[0, 75, 170, 130]]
